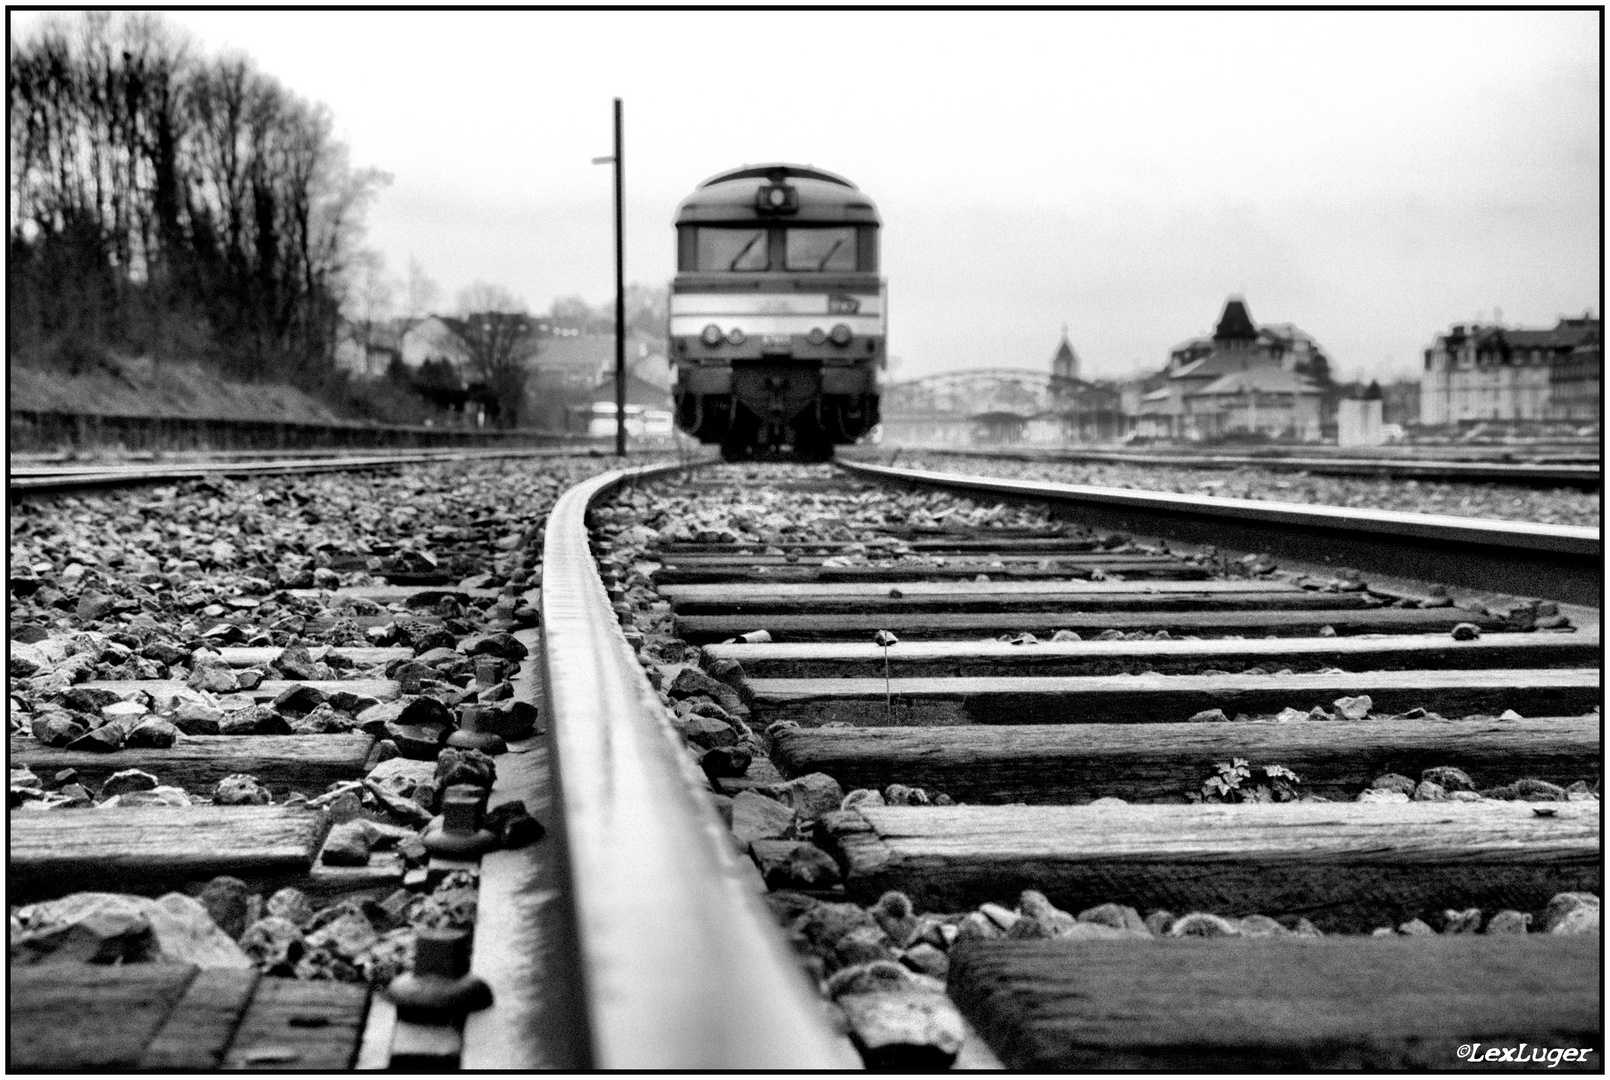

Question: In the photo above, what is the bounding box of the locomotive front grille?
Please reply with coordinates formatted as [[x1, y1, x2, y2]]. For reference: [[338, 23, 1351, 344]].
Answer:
[[730, 360, 823, 424]]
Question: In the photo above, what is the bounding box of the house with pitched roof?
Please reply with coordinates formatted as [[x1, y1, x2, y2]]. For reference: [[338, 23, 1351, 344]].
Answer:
[[1134, 298, 1325, 440], [1420, 314, 1601, 424]]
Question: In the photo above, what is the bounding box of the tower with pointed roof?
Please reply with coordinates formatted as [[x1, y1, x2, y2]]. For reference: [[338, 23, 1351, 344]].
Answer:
[[1213, 297, 1260, 345], [1051, 324, 1079, 382]]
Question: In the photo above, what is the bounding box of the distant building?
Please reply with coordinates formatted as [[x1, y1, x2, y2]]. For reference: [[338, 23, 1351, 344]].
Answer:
[[523, 333, 663, 430], [335, 319, 406, 378], [1037, 330, 1126, 443], [1547, 322, 1601, 423], [1135, 298, 1325, 441], [1380, 379, 1421, 427], [400, 316, 477, 373], [1420, 314, 1600, 424]]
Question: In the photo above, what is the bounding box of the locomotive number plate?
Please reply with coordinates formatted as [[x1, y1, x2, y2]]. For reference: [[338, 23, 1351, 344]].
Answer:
[[762, 334, 791, 347], [827, 294, 861, 315]]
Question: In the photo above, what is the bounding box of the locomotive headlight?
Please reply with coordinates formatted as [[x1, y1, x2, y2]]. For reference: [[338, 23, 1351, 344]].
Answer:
[[754, 182, 799, 216], [829, 323, 853, 346], [701, 324, 724, 347], [807, 327, 827, 345], [726, 328, 746, 346]]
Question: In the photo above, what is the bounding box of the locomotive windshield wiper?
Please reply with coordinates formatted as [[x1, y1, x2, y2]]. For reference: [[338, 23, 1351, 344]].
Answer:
[[816, 238, 845, 271], [729, 231, 765, 271]]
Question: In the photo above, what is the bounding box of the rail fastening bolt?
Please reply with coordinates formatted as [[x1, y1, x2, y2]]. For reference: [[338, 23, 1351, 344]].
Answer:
[[446, 705, 507, 754], [422, 783, 500, 858], [385, 926, 493, 1021]]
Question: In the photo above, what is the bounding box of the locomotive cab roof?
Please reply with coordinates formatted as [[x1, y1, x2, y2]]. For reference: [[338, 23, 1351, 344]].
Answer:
[[675, 163, 880, 226]]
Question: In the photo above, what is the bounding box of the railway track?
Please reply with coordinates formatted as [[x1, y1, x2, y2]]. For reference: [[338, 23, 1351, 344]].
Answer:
[[7, 452, 1602, 1069], [870, 443, 1603, 488], [7, 445, 630, 493]]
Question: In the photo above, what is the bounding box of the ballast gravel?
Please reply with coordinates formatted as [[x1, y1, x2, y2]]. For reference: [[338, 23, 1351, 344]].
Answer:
[[885, 450, 1600, 528]]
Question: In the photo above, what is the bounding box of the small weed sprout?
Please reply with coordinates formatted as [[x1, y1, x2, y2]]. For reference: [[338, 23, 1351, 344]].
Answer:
[[1199, 759, 1302, 803]]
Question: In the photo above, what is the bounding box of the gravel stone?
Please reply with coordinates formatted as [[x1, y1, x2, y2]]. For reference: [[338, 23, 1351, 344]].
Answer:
[[241, 916, 305, 972], [837, 990, 966, 1070], [1075, 901, 1146, 934], [871, 891, 922, 947], [1412, 780, 1448, 801], [266, 887, 315, 927], [1332, 694, 1373, 720], [730, 791, 797, 851], [197, 876, 254, 940], [763, 773, 845, 820], [751, 840, 842, 890], [125, 718, 180, 748], [899, 942, 950, 980], [699, 746, 752, 780], [101, 768, 160, 796], [321, 821, 374, 866], [1367, 773, 1418, 796], [1541, 892, 1600, 934], [1421, 766, 1475, 792], [1169, 912, 1241, 937], [214, 773, 272, 806], [1483, 910, 1532, 934]]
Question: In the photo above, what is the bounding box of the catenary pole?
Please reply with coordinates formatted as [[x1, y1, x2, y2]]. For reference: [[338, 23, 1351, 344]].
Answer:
[[613, 98, 626, 456]]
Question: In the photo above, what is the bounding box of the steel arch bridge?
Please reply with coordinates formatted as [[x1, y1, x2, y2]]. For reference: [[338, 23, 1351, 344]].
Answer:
[[879, 368, 1126, 445], [881, 369, 1083, 419]]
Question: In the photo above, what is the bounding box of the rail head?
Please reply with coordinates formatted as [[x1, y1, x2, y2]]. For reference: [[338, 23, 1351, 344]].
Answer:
[[836, 459, 1602, 606], [539, 460, 847, 1069]]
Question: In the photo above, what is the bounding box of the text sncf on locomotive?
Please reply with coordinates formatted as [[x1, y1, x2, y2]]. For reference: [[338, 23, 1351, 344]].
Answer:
[[669, 164, 885, 460]]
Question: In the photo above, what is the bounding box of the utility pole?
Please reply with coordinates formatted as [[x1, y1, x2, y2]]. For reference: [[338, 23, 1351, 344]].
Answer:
[[594, 97, 626, 456], [612, 99, 626, 457]]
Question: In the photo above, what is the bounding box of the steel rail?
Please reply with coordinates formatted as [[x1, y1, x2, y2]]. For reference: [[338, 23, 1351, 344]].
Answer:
[[537, 460, 848, 1068], [7, 447, 627, 493], [861, 444, 1602, 487], [837, 459, 1603, 607]]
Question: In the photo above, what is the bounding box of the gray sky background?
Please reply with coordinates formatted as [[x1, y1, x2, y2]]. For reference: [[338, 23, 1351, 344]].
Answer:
[[16, 10, 1600, 384]]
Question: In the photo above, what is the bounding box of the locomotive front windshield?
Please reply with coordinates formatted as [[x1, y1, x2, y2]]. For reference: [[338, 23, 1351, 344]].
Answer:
[[686, 225, 873, 272], [784, 227, 857, 272], [696, 227, 770, 272]]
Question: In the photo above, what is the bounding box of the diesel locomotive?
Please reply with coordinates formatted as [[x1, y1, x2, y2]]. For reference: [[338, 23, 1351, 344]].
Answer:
[[669, 164, 884, 460]]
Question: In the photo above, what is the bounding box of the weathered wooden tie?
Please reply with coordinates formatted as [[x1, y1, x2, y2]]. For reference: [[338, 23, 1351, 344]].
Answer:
[[948, 936, 1602, 1070], [10, 963, 201, 1069], [749, 669, 1600, 727], [770, 715, 1602, 802], [657, 537, 1106, 554], [9, 962, 372, 1070], [221, 977, 371, 1070], [10, 805, 330, 900], [139, 968, 262, 1069], [816, 802, 1600, 932], [707, 632, 1598, 679], [654, 559, 1211, 584], [677, 606, 1505, 643], [12, 733, 377, 792], [664, 579, 1362, 616], [77, 677, 400, 703]]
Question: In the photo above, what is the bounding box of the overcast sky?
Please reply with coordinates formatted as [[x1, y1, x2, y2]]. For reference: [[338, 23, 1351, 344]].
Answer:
[[16, 10, 1599, 383]]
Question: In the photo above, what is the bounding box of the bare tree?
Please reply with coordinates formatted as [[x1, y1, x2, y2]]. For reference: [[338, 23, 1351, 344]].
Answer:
[[344, 248, 395, 376], [456, 281, 537, 427], [404, 256, 440, 325], [9, 12, 385, 388]]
